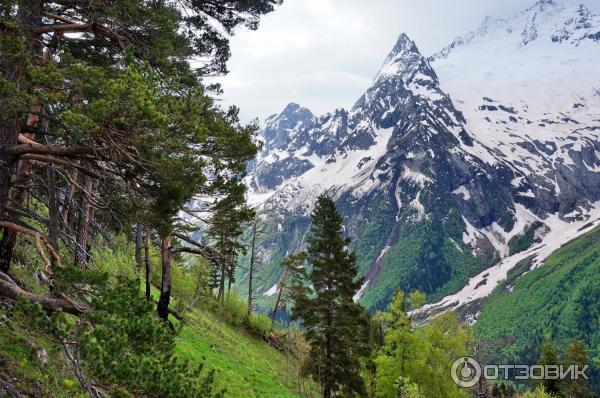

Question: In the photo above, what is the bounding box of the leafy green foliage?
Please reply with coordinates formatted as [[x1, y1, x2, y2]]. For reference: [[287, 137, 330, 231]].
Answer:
[[522, 387, 554, 398], [373, 290, 471, 398]]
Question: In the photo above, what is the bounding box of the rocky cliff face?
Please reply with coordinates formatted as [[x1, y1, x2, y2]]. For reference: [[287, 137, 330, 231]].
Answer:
[[242, 0, 600, 312]]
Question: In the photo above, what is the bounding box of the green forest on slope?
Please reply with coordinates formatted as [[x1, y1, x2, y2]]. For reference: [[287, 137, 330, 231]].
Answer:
[[0, 1, 598, 398], [476, 225, 600, 392]]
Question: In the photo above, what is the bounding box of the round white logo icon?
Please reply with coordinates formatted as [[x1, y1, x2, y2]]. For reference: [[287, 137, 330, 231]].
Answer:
[[451, 357, 482, 388]]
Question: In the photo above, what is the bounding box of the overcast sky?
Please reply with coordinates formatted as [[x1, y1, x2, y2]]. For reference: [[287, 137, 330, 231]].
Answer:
[[210, 0, 600, 122]]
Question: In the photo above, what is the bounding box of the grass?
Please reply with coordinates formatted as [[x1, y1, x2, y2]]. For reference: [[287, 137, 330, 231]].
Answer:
[[176, 309, 314, 398], [0, 309, 87, 397], [0, 281, 315, 398], [147, 277, 316, 398]]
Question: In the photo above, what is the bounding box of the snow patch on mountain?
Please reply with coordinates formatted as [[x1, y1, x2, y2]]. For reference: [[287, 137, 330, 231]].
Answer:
[[423, 201, 600, 314], [243, 0, 600, 310]]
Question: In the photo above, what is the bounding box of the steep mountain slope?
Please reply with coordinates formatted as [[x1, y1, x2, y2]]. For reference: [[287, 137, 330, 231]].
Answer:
[[242, 0, 600, 311], [474, 224, 600, 391]]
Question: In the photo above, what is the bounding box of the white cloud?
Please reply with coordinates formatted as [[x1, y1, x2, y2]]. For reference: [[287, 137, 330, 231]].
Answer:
[[210, 0, 600, 122]]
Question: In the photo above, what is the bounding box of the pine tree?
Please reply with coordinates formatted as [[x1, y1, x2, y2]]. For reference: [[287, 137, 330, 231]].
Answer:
[[291, 195, 368, 398], [539, 334, 562, 397], [564, 339, 595, 398], [208, 180, 254, 304], [0, 0, 276, 317]]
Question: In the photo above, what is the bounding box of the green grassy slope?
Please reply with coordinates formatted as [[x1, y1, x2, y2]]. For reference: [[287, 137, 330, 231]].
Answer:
[[475, 225, 600, 388], [0, 295, 313, 398], [176, 310, 312, 398], [0, 310, 88, 397]]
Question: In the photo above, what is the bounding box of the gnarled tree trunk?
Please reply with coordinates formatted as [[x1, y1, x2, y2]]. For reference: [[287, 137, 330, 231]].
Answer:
[[0, 104, 41, 272], [0, 1, 43, 273]]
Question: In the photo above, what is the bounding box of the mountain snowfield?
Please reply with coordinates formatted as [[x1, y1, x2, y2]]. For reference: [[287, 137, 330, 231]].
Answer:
[[243, 0, 600, 313]]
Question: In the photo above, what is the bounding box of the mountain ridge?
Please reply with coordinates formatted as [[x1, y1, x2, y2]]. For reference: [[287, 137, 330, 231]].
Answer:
[[242, 0, 600, 312]]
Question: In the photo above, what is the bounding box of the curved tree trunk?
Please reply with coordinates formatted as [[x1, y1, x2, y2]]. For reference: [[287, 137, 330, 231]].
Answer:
[[0, 275, 85, 316]]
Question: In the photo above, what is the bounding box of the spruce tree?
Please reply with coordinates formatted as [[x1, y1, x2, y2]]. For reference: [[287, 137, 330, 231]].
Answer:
[[564, 340, 595, 398], [539, 334, 562, 397], [291, 195, 368, 398]]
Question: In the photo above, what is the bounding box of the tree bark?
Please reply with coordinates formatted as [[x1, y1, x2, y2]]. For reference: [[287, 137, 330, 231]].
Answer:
[[271, 266, 289, 328], [157, 235, 172, 321], [247, 219, 258, 319], [62, 161, 79, 227], [217, 232, 225, 304], [0, 276, 85, 316], [73, 175, 96, 269], [0, 104, 41, 273], [134, 222, 143, 272], [0, 0, 41, 221], [0, 118, 20, 221], [218, 260, 225, 305], [46, 164, 60, 256], [144, 231, 152, 300], [227, 260, 233, 293], [0, 1, 44, 272]]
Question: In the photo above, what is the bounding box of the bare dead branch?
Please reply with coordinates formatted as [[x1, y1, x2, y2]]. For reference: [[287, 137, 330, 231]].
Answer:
[[5, 143, 94, 158], [23, 154, 100, 178], [0, 221, 61, 270], [61, 337, 106, 398], [0, 375, 24, 398], [0, 275, 86, 316]]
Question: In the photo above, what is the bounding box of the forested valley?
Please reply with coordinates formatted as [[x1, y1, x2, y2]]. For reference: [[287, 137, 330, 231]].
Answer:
[[0, 1, 597, 398]]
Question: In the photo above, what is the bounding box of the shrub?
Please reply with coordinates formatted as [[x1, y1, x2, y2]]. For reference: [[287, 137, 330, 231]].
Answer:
[[81, 279, 224, 398], [521, 387, 552, 398], [222, 291, 248, 325], [247, 313, 272, 337]]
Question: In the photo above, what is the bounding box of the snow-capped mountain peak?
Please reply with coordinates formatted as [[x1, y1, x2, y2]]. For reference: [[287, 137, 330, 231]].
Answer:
[[373, 32, 432, 84], [435, 0, 599, 58], [245, 0, 600, 311]]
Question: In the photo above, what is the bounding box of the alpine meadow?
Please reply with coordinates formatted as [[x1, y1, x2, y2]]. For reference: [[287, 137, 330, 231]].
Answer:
[[1, 1, 600, 397]]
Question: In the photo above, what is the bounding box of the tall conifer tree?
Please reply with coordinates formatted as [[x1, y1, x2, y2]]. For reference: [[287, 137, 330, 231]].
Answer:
[[539, 334, 562, 397], [564, 339, 595, 398], [291, 195, 368, 398]]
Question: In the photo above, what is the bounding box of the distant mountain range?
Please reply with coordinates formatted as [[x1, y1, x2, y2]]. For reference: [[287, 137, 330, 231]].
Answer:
[[241, 0, 600, 314]]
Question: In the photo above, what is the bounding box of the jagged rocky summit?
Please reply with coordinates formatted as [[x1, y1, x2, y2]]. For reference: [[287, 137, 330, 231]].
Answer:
[[242, 0, 600, 313]]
